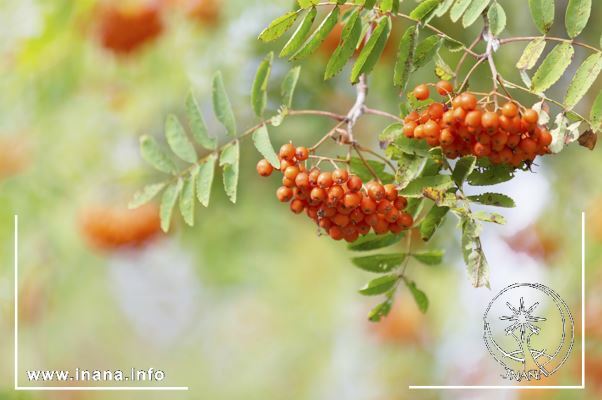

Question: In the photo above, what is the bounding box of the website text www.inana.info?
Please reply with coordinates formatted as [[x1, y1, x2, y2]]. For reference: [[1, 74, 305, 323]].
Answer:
[[26, 368, 165, 382]]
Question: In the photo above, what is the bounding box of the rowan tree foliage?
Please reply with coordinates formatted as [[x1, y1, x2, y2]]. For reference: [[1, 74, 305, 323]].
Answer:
[[130, 0, 601, 321]]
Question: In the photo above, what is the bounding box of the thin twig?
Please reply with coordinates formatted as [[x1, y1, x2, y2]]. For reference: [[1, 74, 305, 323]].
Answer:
[[459, 56, 486, 92], [288, 109, 346, 121], [309, 120, 347, 151], [499, 36, 601, 54], [355, 144, 396, 172], [353, 144, 381, 182], [455, 32, 484, 86], [363, 107, 404, 122]]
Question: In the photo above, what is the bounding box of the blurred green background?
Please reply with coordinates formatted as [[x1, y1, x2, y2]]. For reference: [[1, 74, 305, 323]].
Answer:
[[0, 0, 601, 399]]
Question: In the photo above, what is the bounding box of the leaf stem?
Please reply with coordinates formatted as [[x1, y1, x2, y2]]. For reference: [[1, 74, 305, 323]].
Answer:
[[288, 109, 346, 121], [353, 143, 381, 182], [499, 36, 601, 54], [363, 107, 404, 122]]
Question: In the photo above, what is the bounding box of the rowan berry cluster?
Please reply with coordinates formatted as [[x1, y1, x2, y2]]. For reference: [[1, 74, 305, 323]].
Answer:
[[405, 81, 553, 167], [256, 143, 413, 242]]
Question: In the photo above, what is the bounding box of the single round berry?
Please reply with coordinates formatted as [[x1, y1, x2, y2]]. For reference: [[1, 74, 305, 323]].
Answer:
[[291, 199, 305, 214], [308, 168, 321, 186], [428, 102, 445, 120], [284, 165, 300, 180], [295, 172, 310, 188], [295, 146, 309, 161], [473, 142, 491, 157], [459, 92, 477, 110], [256, 159, 273, 177], [329, 226, 344, 240], [399, 212, 413, 228], [481, 111, 499, 132], [333, 213, 350, 227], [436, 80, 453, 96], [282, 177, 295, 188], [360, 196, 377, 214], [393, 196, 407, 210], [413, 84, 430, 100], [367, 182, 385, 201], [279, 143, 296, 161], [350, 208, 364, 224], [465, 110, 483, 128], [310, 187, 327, 203], [377, 199, 393, 214], [523, 109, 539, 124], [317, 172, 334, 189], [343, 192, 361, 210], [539, 130, 553, 146], [383, 184, 398, 201], [347, 175, 363, 192], [502, 102, 518, 118], [424, 120, 441, 138], [327, 185, 345, 206], [332, 169, 349, 184], [276, 186, 293, 202]]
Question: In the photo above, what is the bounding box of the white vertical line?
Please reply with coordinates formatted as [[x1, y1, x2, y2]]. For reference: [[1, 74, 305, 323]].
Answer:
[[582, 211, 585, 388], [14, 214, 19, 390]]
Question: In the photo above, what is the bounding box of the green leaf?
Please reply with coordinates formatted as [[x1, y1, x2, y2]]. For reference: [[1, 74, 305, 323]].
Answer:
[[403, 278, 429, 313], [251, 52, 273, 118], [165, 114, 197, 163], [219, 141, 239, 203], [435, 54, 455, 80], [160, 178, 183, 232], [280, 7, 317, 58], [186, 91, 216, 150], [412, 35, 441, 71], [400, 175, 454, 197], [363, 0, 377, 9], [348, 233, 404, 251], [179, 167, 197, 226], [531, 43, 574, 93], [565, 0, 591, 38], [252, 125, 280, 168], [358, 274, 399, 296], [591, 91, 602, 132], [258, 11, 299, 42], [139, 135, 177, 174], [196, 154, 217, 207], [324, 9, 362, 80], [379, 123, 403, 143], [409, 0, 441, 22], [412, 250, 444, 265], [463, 0, 491, 28], [297, 0, 316, 8], [394, 26, 417, 88], [352, 253, 406, 273], [461, 215, 489, 288], [528, 0, 555, 34], [474, 211, 506, 224], [420, 205, 449, 241], [515, 38, 546, 70], [394, 136, 431, 157], [381, 0, 400, 13], [291, 6, 339, 60], [436, 0, 455, 17], [350, 17, 391, 83], [452, 155, 476, 186], [487, 2, 506, 36], [281, 66, 301, 108], [212, 71, 237, 137], [443, 37, 466, 52], [450, 0, 472, 22], [467, 163, 513, 185], [129, 182, 166, 209], [368, 298, 393, 322], [349, 158, 394, 183], [564, 53, 602, 110], [468, 192, 516, 207]]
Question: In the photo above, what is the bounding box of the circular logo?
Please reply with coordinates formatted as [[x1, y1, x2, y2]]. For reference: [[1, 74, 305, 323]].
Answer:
[[483, 283, 574, 382]]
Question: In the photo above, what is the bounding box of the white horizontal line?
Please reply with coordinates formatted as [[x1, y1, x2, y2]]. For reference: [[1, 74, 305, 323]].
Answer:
[[15, 387, 189, 391], [409, 385, 585, 390]]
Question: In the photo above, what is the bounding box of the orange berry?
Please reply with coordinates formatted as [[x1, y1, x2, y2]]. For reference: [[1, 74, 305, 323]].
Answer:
[[329, 226, 344, 240], [332, 169, 349, 184], [405, 111, 420, 122], [360, 196, 377, 214], [333, 213, 350, 227], [347, 175, 363, 192], [473, 142, 491, 157], [308, 168, 320, 186], [441, 110, 455, 127], [399, 212, 413, 228], [502, 102, 518, 118], [440, 128, 455, 146], [428, 102, 445, 120], [539, 130, 553, 146], [424, 120, 441, 138], [436, 80, 453, 96], [310, 187, 327, 203], [256, 159, 273, 177], [413, 84, 430, 100], [284, 165, 300, 180], [413, 124, 426, 139], [367, 182, 385, 201], [465, 110, 483, 128], [343, 192, 362, 210], [459, 92, 477, 110], [453, 107, 467, 122], [317, 172, 333, 188], [506, 134, 521, 149], [394, 196, 408, 210], [377, 199, 393, 214], [295, 146, 309, 161], [350, 208, 365, 224], [481, 111, 499, 132], [276, 186, 293, 202], [519, 138, 537, 155], [403, 121, 417, 138], [327, 185, 345, 206], [523, 109, 539, 124], [383, 184, 398, 201], [499, 148, 513, 164], [282, 176, 295, 187], [279, 143, 296, 161], [295, 171, 310, 188]]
